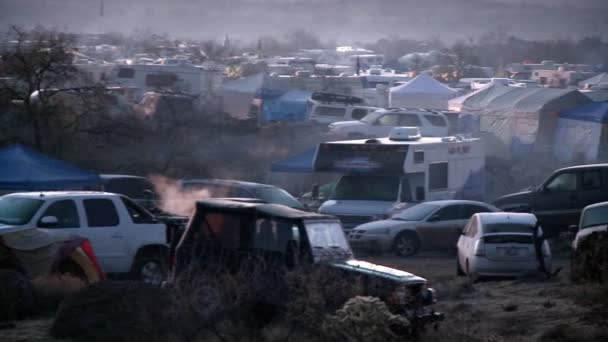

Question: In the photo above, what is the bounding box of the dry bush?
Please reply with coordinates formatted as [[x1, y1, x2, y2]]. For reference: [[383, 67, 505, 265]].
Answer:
[[0, 269, 34, 321], [538, 323, 608, 342], [31, 274, 85, 311], [571, 231, 608, 284], [432, 277, 475, 301]]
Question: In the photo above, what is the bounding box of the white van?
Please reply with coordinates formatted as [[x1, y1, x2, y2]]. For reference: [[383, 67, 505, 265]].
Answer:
[[307, 92, 381, 124]]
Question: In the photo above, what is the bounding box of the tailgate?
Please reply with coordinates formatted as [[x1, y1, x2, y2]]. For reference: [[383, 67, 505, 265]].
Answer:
[[483, 234, 535, 261]]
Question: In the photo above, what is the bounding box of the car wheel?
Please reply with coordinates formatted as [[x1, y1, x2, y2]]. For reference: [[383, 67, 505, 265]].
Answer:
[[132, 258, 166, 286], [392, 231, 420, 257], [457, 258, 465, 276]]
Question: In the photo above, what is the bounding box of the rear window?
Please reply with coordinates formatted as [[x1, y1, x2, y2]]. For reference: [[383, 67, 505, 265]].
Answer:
[[483, 223, 533, 234], [484, 235, 532, 244]]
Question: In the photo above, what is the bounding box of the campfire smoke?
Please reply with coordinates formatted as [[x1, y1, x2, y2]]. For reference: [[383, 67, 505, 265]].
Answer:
[[149, 175, 214, 217]]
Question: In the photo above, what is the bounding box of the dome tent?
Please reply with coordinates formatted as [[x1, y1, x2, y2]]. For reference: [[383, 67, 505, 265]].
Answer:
[[388, 73, 458, 110]]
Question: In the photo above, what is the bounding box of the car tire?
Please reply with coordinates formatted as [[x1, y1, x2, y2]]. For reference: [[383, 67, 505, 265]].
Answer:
[[457, 258, 465, 276], [392, 231, 420, 257], [131, 258, 167, 286]]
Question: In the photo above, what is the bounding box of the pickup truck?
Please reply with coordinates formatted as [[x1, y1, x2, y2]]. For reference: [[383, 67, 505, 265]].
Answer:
[[0, 191, 169, 284]]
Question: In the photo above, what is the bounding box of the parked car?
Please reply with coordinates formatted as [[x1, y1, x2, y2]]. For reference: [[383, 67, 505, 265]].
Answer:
[[98, 174, 158, 211], [456, 213, 551, 280], [0, 192, 169, 284], [571, 201, 608, 251], [493, 164, 608, 237], [169, 198, 442, 327], [327, 108, 449, 139], [307, 92, 381, 124], [0, 197, 104, 282], [349, 200, 500, 257], [180, 179, 307, 210]]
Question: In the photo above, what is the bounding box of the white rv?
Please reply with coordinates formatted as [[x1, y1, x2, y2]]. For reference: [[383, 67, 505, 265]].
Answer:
[[314, 127, 485, 230]]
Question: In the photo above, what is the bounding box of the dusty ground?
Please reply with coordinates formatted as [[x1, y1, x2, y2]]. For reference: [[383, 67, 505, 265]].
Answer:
[[362, 252, 608, 341], [1, 252, 606, 341]]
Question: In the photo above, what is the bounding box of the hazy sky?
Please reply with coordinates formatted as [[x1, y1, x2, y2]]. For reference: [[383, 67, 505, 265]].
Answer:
[[0, 0, 606, 43]]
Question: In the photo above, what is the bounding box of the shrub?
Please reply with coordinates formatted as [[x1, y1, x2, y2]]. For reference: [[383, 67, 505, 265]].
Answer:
[[31, 274, 85, 312]]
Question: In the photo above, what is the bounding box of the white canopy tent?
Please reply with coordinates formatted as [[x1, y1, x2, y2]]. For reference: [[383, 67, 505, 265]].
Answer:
[[388, 73, 458, 110]]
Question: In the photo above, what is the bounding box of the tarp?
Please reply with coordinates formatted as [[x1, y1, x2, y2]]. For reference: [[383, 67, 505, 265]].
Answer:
[[260, 89, 312, 123], [579, 72, 608, 88], [0, 144, 100, 190], [222, 73, 265, 119], [554, 102, 608, 162], [270, 147, 317, 173], [388, 73, 458, 110]]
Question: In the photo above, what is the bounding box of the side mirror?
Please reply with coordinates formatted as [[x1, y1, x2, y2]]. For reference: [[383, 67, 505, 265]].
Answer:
[[568, 224, 578, 233], [39, 216, 59, 228]]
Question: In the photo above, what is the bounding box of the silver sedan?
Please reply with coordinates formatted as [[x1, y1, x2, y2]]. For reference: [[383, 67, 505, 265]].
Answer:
[[348, 200, 500, 257]]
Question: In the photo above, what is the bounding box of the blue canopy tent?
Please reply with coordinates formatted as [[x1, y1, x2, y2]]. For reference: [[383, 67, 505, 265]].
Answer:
[[0, 144, 100, 190], [259, 89, 312, 123], [270, 147, 317, 173], [554, 102, 608, 162]]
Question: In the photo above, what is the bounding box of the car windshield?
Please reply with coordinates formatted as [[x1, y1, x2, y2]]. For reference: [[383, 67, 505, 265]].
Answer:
[[392, 203, 439, 221], [0, 197, 44, 225], [360, 111, 382, 124], [254, 187, 305, 210], [581, 206, 608, 229], [330, 175, 399, 202], [305, 221, 350, 251]]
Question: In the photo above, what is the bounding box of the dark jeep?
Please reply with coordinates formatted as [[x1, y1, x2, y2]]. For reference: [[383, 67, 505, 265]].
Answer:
[[169, 199, 442, 328]]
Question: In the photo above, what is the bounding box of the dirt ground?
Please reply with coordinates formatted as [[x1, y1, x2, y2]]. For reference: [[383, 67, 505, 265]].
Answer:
[[1, 252, 606, 341], [362, 252, 608, 341]]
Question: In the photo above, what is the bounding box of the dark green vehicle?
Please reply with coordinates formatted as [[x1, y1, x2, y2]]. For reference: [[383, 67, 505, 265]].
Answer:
[[169, 198, 442, 328]]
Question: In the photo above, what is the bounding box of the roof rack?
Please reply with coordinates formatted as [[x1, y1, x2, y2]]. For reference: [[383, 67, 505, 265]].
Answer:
[[311, 92, 365, 105]]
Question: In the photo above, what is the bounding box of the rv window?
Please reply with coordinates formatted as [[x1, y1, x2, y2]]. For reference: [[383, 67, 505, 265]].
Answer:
[[398, 114, 422, 127], [351, 108, 368, 120], [314, 106, 346, 117], [423, 115, 447, 127], [429, 162, 448, 191], [145, 73, 178, 87], [117, 68, 135, 79], [414, 151, 424, 164]]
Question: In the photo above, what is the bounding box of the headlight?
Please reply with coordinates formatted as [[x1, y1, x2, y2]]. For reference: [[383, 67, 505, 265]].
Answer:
[[366, 228, 391, 235]]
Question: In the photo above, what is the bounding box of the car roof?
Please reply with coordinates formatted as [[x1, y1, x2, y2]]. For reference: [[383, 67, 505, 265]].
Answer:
[[4, 191, 117, 198], [375, 108, 447, 116], [419, 200, 496, 207], [194, 198, 334, 220], [557, 163, 608, 172], [583, 201, 608, 211], [100, 174, 148, 180], [181, 178, 275, 190], [476, 212, 537, 226]]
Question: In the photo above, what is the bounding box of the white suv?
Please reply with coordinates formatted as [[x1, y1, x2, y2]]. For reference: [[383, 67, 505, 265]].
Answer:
[[307, 92, 381, 124], [328, 108, 449, 139]]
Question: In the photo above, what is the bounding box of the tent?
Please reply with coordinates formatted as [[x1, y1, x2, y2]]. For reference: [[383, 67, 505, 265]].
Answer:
[[554, 102, 608, 162], [260, 89, 312, 123], [388, 73, 458, 109], [270, 147, 317, 173], [221, 73, 265, 119], [457, 87, 593, 157], [0, 144, 100, 191]]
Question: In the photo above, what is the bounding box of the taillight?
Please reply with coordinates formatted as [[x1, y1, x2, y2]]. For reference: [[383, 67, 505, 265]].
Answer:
[[474, 240, 486, 257], [80, 239, 106, 280]]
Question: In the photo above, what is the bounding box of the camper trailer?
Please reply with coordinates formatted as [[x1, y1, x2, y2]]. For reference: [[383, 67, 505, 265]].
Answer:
[[314, 127, 485, 230]]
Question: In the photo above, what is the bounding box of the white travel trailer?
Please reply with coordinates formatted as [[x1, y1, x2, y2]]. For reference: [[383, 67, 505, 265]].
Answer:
[[314, 127, 485, 230], [111, 63, 223, 101]]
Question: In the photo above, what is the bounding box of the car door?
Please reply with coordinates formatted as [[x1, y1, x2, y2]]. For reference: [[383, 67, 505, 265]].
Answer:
[[579, 168, 605, 210], [370, 114, 399, 137], [37, 199, 82, 231], [532, 170, 580, 230], [416, 204, 462, 250], [80, 197, 129, 273]]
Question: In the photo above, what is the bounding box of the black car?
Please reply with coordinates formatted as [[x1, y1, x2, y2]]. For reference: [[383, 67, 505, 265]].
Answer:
[[168, 199, 442, 326], [493, 164, 608, 236]]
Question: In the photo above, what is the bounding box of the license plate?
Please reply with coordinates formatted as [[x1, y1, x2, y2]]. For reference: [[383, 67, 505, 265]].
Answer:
[[498, 247, 526, 257]]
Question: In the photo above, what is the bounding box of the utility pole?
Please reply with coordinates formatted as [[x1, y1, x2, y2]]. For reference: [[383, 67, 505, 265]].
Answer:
[[100, 0, 104, 17]]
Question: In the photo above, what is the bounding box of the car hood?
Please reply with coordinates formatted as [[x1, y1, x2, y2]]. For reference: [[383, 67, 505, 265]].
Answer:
[[573, 225, 608, 250], [319, 200, 395, 216], [329, 259, 426, 285], [353, 219, 414, 232], [493, 190, 533, 208], [329, 121, 367, 129]]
